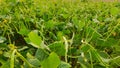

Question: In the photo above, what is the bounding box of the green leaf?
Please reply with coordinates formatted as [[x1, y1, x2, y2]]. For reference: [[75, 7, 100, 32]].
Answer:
[[35, 48, 49, 62], [58, 61, 71, 68], [45, 20, 56, 29], [103, 38, 118, 47], [18, 27, 30, 36], [48, 42, 65, 56], [98, 51, 109, 59], [0, 36, 6, 43], [110, 7, 119, 15], [81, 44, 91, 52], [29, 59, 41, 67], [28, 30, 42, 48], [96, 38, 118, 47], [78, 21, 85, 30], [86, 27, 102, 41], [41, 52, 61, 68], [24, 37, 31, 44], [57, 31, 64, 41], [72, 16, 85, 31], [24, 58, 41, 68]]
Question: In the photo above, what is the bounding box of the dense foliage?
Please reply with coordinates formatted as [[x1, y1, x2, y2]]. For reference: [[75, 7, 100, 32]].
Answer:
[[0, 0, 120, 68]]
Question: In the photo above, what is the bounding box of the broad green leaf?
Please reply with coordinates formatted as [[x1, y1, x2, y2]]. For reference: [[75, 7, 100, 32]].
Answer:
[[27, 52, 34, 59], [72, 16, 85, 31], [57, 31, 64, 41], [18, 27, 30, 36], [72, 16, 79, 25], [41, 52, 60, 68], [48, 42, 65, 56], [96, 38, 118, 47], [60, 14, 69, 19], [86, 27, 102, 41], [28, 30, 42, 48], [98, 51, 109, 59], [35, 48, 49, 62], [58, 61, 71, 68], [0, 43, 7, 48], [78, 21, 85, 30], [28, 59, 40, 67], [103, 38, 118, 47], [24, 58, 41, 68], [24, 37, 31, 44], [110, 7, 119, 15], [81, 44, 90, 52], [45, 20, 56, 29]]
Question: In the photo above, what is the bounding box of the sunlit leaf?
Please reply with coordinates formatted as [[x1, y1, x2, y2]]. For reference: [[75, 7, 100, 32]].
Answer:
[[110, 7, 119, 15], [41, 52, 60, 68], [28, 30, 42, 48]]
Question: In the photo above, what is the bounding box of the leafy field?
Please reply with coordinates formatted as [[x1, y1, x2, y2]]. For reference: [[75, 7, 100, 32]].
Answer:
[[0, 0, 120, 68]]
